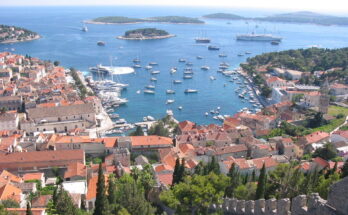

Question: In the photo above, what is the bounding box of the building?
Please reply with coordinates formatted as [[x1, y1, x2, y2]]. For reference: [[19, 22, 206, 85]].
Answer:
[[0, 150, 85, 173], [330, 83, 348, 96], [0, 112, 18, 131], [21, 103, 96, 133], [331, 130, 348, 143], [0, 96, 22, 111], [285, 69, 302, 80]]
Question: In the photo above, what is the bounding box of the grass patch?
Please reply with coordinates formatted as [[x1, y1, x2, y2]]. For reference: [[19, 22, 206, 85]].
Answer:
[[310, 117, 346, 133], [328, 105, 348, 117]]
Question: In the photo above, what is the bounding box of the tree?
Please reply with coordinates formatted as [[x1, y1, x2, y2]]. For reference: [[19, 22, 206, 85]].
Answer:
[[0, 204, 9, 215], [194, 161, 204, 175], [313, 143, 337, 161], [172, 158, 181, 185], [108, 175, 117, 204], [0, 199, 19, 208], [93, 163, 109, 215], [129, 126, 144, 136], [307, 112, 327, 128], [26, 202, 33, 215], [255, 163, 266, 200], [341, 159, 348, 178], [225, 163, 240, 198], [234, 183, 257, 200], [54, 186, 79, 215], [315, 172, 340, 199]]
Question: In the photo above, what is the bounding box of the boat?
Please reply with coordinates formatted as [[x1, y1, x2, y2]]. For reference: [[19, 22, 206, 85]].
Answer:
[[170, 67, 177, 74], [245, 51, 252, 54], [219, 53, 227, 57], [144, 89, 155, 94], [236, 33, 282, 42], [150, 77, 157, 82], [195, 38, 211, 43], [178, 106, 183, 110], [144, 65, 152, 70], [271, 41, 280, 45], [109, 113, 120, 119], [196, 56, 203, 60], [178, 58, 186, 63], [145, 85, 155, 89], [133, 64, 141, 68], [149, 62, 158, 66], [166, 89, 175, 94], [81, 25, 88, 32], [184, 71, 194, 74], [208, 45, 220, 50], [238, 53, 244, 57], [115, 118, 127, 124], [146, 116, 155, 121], [89, 64, 111, 74], [97, 41, 105, 46], [201, 66, 210, 71], [210, 76, 216, 80], [184, 89, 198, 93], [183, 75, 193, 79], [136, 90, 141, 94], [166, 99, 175, 104], [186, 62, 193, 66], [151, 71, 160, 75], [166, 109, 174, 116], [173, 80, 182, 84], [133, 58, 140, 63], [205, 112, 209, 116]]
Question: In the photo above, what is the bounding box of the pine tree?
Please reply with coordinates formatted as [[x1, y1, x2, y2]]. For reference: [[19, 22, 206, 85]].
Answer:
[[255, 163, 266, 200], [172, 158, 181, 185], [93, 163, 110, 215], [26, 202, 33, 215], [341, 159, 348, 178]]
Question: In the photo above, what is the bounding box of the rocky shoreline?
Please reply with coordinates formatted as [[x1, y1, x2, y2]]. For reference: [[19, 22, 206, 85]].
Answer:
[[116, 34, 176, 40], [0, 34, 41, 44]]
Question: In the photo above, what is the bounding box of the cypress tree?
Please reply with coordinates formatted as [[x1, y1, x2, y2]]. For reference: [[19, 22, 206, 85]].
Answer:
[[81, 194, 87, 211], [172, 158, 181, 185], [251, 169, 256, 182], [225, 163, 240, 198], [26, 202, 33, 215], [341, 159, 348, 178], [255, 163, 266, 200], [94, 163, 109, 215], [178, 158, 186, 183], [108, 175, 117, 204]]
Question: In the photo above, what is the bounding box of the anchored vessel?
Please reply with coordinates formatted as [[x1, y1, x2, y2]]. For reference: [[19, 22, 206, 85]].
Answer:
[[236, 33, 282, 42]]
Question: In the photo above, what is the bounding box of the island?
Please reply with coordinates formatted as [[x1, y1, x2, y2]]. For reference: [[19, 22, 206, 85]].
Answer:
[[86, 15, 204, 24], [0, 24, 40, 43], [117, 28, 175, 40], [203, 11, 348, 26]]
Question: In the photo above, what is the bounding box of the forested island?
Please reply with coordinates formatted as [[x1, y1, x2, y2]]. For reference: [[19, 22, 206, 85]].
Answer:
[[117, 28, 175, 40], [86, 15, 204, 24], [0, 24, 40, 43], [203, 11, 348, 26]]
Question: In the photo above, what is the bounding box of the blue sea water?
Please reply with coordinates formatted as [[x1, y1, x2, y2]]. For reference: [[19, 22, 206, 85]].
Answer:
[[1, 6, 348, 125]]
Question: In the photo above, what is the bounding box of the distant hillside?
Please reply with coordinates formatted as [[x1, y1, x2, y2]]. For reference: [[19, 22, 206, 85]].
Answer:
[[203, 11, 348, 26], [203, 13, 245, 20], [0, 24, 39, 43], [258, 11, 348, 26], [88, 16, 204, 24]]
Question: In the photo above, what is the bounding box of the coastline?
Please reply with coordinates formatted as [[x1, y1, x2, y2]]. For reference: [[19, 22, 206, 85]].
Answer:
[[0, 35, 41, 44], [84, 20, 204, 25], [116, 34, 176, 40]]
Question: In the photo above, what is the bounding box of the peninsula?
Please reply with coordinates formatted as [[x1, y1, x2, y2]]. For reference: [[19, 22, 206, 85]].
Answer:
[[117, 28, 175, 40], [203, 11, 348, 26], [0, 24, 40, 43], [86, 15, 204, 24]]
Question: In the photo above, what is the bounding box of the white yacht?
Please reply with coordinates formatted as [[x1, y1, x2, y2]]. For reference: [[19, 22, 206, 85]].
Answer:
[[166, 99, 175, 104], [166, 89, 175, 94], [184, 89, 198, 93]]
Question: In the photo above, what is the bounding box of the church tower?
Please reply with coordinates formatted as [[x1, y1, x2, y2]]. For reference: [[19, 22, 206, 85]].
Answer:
[[319, 78, 330, 114]]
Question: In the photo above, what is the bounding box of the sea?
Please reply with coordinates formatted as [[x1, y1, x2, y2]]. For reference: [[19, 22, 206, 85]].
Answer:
[[1, 6, 348, 125]]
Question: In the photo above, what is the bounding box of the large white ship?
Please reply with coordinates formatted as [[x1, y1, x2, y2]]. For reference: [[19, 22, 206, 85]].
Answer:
[[236, 33, 282, 42]]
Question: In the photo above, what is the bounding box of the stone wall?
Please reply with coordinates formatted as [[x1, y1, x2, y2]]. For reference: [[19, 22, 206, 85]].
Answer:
[[210, 177, 348, 215]]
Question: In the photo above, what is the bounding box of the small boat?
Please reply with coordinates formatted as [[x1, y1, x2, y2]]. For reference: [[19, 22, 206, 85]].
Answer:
[[133, 58, 140, 63], [144, 65, 152, 70], [166, 89, 175, 94], [271, 41, 280, 45], [115, 118, 126, 124], [210, 76, 216, 80], [183, 75, 193, 79], [97, 41, 105, 46], [173, 80, 182, 84], [149, 62, 158, 66], [201, 66, 210, 71], [205, 112, 209, 116], [184, 67, 193, 71], [238, 53, 244, 57], [145, 85, 155, 89], [170, 68, 177, 74], [81, 25, 88, 32], [150, 77, 157, 82], [195, 38, 211, 43], [136, 90, 141, 94], [109, 113, 120, 119], [196, 56, 203, 60], [178, 58, 186, 63], [147, 116, 155, 121], [178, 106, 183, 110], [151, 70, 160, 75], [219, 53, 227, 57], [133, 64, 141, 68], [184, 89, 198, 93], [186, 62, 193, 66], [184, 71, 194, 74], [208, 45, 220, 50], [144, 90, 155, 94], [245, 51, 252, 54], [166, 99, 175, 104], [166, 109, 174, 116]]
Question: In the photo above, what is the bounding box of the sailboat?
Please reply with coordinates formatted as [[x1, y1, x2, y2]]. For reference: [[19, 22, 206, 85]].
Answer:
[[81, 25, 88, 32]]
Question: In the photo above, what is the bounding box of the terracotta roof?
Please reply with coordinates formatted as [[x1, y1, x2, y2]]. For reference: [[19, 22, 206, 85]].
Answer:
[[214, 145, 248, 155], [27, 103, 94, 119], [31, 195, 51, 208], [131, 136, 173, 147], [304, 131, 330, 144], [64, 162, 86, 179], [86, 174, 109, 201], [252, 157, 278, 169], [179, 143, 194, 154], [313, 157, 329, 168], [299, 162, 311, 171], [157, 173, 173, 186], [0, 170, 22, 183], [331, 83, 348, 89], [333, 130, 348, 139], [178, 120, 195, 132], [6, 208, 46, 215], [155, 164, 173, 173], [23, 173, 44, 181], [267, 76, 285, 83], [0, 183, 21, 202]]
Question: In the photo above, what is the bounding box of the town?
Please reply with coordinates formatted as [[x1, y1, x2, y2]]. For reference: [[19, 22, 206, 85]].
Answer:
[[0, 51, 347, 215]]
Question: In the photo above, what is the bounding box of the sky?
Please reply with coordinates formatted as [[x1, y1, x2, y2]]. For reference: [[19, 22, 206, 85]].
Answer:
[[1, 0, 348, 14]]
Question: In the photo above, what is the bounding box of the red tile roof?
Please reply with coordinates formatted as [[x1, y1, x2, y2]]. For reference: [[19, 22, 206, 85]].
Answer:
[[304, 131, 330, 144], [157, 173, 173, 186], [23, 173, 44, 181], [64, 162, 86, 179], [131, 136, 173, 147], [333, 130, 348, 139]]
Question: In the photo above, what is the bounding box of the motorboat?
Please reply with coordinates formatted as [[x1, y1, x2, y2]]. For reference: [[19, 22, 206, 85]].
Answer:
[[210, 76, 216, 80], [145, 85, 155, 89], [151, 70, 160, 75], [149, 62, 158, 66], [166, 99, 175, 104], [150, 77, 157, 82], [178, 58, 186, 63], [144, 65, 152, 70], [166, 89, 175, 94], [201, 66, 210, 71], [144, 90, 155, 94], [196, 56, 203, 60], [183, 75, 193, 79], [173, 80, 182, 84], [184, 89, 198, 93]]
